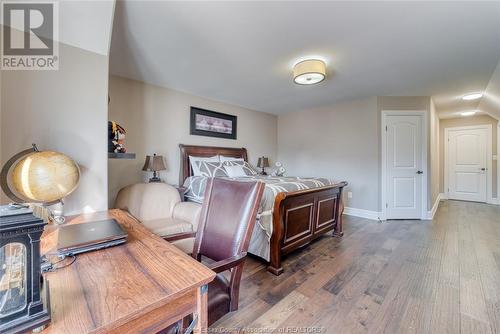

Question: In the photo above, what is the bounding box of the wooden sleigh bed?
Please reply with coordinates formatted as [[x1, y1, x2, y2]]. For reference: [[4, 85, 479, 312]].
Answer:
[[179, 144, 347, 275]]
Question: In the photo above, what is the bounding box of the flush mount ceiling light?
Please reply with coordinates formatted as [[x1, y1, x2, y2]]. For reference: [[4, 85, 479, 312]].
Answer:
[[462, 92, 483, 101], [461, 111, 477, 117], [293, 59, 326, 85]]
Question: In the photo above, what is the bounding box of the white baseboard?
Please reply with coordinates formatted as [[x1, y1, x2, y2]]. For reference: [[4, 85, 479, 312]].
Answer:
[[424, 193, 444, 220], [346, 193, 496, 221], [345, 193, 444, 222], [442, 193, 498, 205], [343, 207, 381, 221]]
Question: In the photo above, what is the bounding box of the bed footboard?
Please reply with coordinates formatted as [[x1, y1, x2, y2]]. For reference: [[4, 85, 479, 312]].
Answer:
[[268, 181, 347, 275]]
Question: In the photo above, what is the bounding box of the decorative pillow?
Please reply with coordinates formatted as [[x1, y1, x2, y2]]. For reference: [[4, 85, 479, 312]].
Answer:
[[224, 165, 247, 178], [189, 155, 219, 176], [194, 161, 228, 177], [223, 160, 258, 176], [220, 155, 244, 163]]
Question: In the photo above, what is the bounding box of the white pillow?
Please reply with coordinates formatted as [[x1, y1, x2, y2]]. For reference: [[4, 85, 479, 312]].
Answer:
[[189, 155, 219, 176], [220, 155, 244, 162], [196, 161, 229, 177], [224, 165, 247, 178], [223, 160, 258, 176]]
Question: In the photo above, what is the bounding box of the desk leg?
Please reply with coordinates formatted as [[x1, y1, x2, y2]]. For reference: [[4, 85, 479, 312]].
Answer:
[[195, 285, 208, 333]]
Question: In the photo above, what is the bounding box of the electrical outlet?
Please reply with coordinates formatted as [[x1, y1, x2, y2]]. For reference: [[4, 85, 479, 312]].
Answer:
[[347, 192, 353, 199]]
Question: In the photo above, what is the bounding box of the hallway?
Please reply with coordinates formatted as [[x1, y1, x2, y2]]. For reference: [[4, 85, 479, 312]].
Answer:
[[214, 200, 500, 333]]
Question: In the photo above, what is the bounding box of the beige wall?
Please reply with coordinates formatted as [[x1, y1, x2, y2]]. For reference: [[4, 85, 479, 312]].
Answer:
[[278, 97, 380, 211], [1, 42, 109, 214], [479, 59, 500, 121], [430, 98, 440, 207], [108, 75, 278, 206], [439, 115, 498, 197], [376, 96, 431, 112], [278, 96, 434, 213], [477, 58, 500, 200]]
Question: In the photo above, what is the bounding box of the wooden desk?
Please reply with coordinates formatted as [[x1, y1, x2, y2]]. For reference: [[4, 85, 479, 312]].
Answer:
[[39, 209, 215, 334]]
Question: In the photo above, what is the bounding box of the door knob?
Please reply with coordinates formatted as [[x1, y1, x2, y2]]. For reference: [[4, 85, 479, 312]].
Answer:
[[480, 168, 487, 171], [416, 171, 424, 174]]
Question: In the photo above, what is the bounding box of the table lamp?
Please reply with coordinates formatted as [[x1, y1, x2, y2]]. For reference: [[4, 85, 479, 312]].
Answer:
[[257, 156, 269, 175], [142, 153, 166, 182]]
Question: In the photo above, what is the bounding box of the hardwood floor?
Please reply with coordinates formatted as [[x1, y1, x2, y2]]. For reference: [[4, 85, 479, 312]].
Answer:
[[212, 200, 500, 333]]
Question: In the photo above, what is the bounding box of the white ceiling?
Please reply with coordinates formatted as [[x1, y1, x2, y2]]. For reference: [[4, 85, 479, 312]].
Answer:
[[110, 1, 500, 115], [59, 0, 115, 55]]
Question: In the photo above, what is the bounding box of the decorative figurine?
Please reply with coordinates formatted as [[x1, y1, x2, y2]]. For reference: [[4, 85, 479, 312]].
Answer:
[[273, 162, 286, 177], [108, 121, 127, 153]]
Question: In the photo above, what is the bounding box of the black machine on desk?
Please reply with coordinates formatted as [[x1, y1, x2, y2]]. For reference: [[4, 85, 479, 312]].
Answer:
[[0, 205, 51, 334]]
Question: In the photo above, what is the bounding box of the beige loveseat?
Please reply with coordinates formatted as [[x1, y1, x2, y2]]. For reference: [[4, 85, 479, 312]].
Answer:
[[114, 183, 201, 253]]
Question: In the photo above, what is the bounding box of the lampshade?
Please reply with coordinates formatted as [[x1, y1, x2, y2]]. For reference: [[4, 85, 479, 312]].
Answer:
[[257, 157, 270, 168], [293, 59, 326, 85], [142, 154, 166, 172]]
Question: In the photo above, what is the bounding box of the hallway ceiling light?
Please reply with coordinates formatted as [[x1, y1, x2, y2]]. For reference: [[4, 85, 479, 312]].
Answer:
[[462, 92, 483, 100], [293, 59, 326, 85], [461, 111, 477, 116]]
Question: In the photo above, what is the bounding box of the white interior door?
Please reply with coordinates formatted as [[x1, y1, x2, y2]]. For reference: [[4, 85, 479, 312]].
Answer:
[[385, 115, 423, 219], [447, 127, 488, 202]]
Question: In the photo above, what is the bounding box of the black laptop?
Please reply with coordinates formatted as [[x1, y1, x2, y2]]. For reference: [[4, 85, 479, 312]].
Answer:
[[57, 219, 127, 256]]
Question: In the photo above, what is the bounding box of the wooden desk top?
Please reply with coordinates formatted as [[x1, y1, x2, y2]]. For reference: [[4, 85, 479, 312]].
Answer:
[[39, 209, 215, 334]]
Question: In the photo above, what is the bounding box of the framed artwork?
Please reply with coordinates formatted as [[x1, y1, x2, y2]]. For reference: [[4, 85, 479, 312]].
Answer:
[[190, 107, 237, 140]]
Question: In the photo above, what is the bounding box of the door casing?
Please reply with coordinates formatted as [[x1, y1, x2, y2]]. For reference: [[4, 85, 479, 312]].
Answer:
[[381, 110, 428, 220], [444, 124, 493, 204]]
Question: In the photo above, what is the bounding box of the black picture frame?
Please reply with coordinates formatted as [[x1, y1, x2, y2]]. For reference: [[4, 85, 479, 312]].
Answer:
[[190, 106, 237, 140]]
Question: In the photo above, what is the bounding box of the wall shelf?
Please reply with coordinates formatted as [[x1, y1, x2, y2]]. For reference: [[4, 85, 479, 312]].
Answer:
[[108, 152, 136, 159]]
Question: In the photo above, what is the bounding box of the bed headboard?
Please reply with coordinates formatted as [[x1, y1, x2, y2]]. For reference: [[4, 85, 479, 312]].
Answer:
[[179, 144, 248, 185]]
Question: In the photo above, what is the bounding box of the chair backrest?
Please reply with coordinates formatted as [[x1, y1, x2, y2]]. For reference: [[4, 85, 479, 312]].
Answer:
[[115, 183, 180, 221], [193, 178, 265, 262]]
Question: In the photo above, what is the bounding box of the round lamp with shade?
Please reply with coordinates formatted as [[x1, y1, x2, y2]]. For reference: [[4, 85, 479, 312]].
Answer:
[[142, 153, 166, 182], [293, 59, 326, 85], [257, 157, 270, 175]]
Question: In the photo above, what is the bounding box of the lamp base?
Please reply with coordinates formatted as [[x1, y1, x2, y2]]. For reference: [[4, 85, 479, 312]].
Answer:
[[149, 177, 162, 183]]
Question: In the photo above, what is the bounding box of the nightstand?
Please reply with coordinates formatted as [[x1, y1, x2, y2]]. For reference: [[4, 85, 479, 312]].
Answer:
[[175, 186, 187, 201]]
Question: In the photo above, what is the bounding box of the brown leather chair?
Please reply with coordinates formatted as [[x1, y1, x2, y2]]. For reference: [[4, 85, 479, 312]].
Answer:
[[193, 177, 264, 326]]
